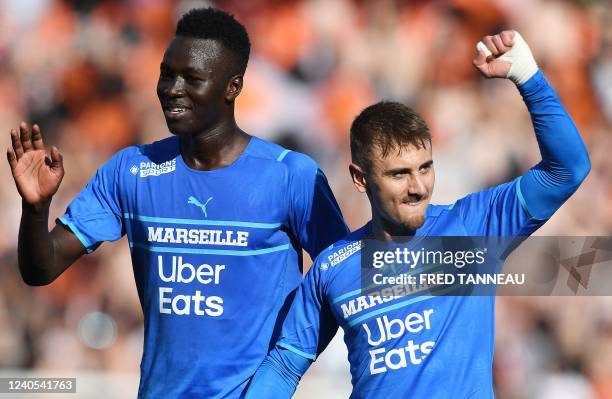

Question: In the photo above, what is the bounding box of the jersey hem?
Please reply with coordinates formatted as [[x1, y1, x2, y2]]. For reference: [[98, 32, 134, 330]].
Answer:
[[57, 216, 96, 254]]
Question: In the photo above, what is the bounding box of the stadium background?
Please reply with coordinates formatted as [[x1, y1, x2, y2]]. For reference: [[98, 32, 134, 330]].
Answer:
[[0, 0, 611, 397]]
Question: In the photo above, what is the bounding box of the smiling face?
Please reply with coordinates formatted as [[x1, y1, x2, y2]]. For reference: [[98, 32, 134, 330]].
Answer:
[[156, 36, 241, 136], [349, 102, 435, 236], [352, 141, 435, 235]]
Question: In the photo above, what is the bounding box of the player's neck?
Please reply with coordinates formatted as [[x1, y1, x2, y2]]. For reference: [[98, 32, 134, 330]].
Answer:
[[180, 120, 250, 171]]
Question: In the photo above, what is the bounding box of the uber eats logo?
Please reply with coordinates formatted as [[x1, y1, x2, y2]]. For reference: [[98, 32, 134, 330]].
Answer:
[[362, 308, 436, 374], [157, 255, 225, 317]]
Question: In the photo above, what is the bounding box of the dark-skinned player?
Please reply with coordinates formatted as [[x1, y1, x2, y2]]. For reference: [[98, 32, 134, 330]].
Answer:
[[7, 8, 348, 398]]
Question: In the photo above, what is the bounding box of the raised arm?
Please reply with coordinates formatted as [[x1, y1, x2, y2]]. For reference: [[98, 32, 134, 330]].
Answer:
[[471, 31, 590, 223], [7, 122, 86, 286]]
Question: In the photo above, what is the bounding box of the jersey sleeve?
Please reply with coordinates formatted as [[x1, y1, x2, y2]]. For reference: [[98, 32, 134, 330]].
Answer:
[[283, 151, 349, 258], [455, 178, 544, 237], [57, 148, 132, 253], [276, 255, 339, 360], [516, 71, 590, 220], [455, 71, 590, 238], [244, 347, 310, 399]]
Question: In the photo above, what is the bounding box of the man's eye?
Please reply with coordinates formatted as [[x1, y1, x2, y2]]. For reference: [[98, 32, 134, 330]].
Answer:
[[420, 165, 431, 173]]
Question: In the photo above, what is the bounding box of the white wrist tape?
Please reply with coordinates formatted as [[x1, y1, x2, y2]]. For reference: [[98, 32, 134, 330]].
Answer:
[[476, 31, 538, 85]]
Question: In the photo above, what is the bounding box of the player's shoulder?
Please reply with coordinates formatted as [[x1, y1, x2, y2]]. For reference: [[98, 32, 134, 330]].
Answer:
[[135, 135, 180, 160], [95, 136, 179, 180], [108, 136, 178, 163], [104, 144, 141, 164], [314, 224, 369, 272], [245, 136, 319, 174], [426, 203, 456, 218], [452, 179, 519, 212]]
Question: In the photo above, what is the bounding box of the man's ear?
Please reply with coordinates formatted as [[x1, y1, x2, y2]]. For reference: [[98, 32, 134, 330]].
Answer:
[[225, 75, 243, 102], [349, 163, 368, 193]]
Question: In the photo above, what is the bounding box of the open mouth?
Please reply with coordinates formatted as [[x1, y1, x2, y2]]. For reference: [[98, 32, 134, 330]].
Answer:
[[164, 105, 190, 118]]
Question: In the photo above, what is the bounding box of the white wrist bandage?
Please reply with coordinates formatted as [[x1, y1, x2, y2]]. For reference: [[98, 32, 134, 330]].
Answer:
[[476, 31, 538, 85]]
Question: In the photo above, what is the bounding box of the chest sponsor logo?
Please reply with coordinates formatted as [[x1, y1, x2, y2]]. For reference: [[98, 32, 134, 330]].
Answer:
[[362, 309, 437, 375], [322, 241, 362, 269], [157, 255, 225, 317], [137, 159, 176, 177], [146, 225, 251, 318]]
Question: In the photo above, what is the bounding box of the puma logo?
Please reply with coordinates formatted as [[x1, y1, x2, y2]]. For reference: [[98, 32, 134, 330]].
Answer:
[[187, 196, 213, 218]]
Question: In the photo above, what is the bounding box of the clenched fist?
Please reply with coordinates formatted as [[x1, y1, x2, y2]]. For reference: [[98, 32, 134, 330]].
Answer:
[[473, 30, 539, 85]]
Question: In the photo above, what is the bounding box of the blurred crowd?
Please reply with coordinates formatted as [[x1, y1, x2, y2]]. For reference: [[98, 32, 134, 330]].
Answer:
[[0, 0, 611, 398]]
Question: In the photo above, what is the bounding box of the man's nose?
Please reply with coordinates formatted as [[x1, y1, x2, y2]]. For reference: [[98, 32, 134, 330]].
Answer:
[[167, 76, 186, 96], [406, 174, 426, 197]]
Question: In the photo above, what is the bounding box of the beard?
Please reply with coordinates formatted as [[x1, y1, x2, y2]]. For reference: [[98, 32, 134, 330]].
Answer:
[[378, 208, 427, 238], [402, 211, 426, 231]]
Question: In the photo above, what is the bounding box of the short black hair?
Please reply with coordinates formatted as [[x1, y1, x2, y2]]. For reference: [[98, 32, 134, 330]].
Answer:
[[350, 101, 431, 171], [176, 7, 250, 74]]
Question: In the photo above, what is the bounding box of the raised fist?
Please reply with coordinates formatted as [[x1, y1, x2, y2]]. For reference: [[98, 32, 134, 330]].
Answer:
[[473, 30, 539, 85]]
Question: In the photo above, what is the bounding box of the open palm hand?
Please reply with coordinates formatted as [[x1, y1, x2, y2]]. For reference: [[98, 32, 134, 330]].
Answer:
[[7, 123, 64, 206]]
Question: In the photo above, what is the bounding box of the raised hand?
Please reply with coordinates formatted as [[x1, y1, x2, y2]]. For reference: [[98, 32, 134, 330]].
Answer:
[[473, 30, 539, 85], [7, 122, 64, 207]]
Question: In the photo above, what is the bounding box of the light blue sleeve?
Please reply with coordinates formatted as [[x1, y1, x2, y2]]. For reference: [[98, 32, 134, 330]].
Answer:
[[244, 347, 311, 399], [276, 255, 339, 361], [57, 148, 132, 253], [455, 178, 540, 237], [456, 71, 590, 236], [517, 71, 590, 220], [283, 151, 349, 258], [246, 254, 338, 398]]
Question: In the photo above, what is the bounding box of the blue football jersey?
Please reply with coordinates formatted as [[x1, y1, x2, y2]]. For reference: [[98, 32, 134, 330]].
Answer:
[[58, 135, 348, 398], [277, 179, 545, 399]]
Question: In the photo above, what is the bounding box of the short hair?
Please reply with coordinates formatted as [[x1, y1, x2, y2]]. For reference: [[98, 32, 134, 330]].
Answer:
[[176, 7, 250, 74], [350, 101, 431, 171]]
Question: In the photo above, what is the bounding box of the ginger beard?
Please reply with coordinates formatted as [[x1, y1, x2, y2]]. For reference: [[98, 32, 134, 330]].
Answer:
[[363, 142, 434, 235]]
